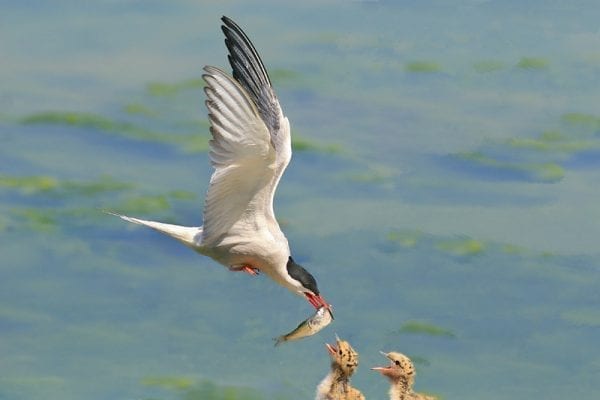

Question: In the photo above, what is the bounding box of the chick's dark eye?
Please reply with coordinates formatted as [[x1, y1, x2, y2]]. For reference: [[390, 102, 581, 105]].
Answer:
[[338, 349, 342, 355], [395, 360, 401, 366]]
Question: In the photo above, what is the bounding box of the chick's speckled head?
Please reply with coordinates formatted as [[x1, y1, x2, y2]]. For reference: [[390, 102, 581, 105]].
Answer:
[[325, 336, 360, 376], [372, 351, 415, 380]]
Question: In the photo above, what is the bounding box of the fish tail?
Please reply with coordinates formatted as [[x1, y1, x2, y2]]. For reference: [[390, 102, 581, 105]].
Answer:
[[274, 336, 285, 347]]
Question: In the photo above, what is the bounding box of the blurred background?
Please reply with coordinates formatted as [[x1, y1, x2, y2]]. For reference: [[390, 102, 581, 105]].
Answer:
[[1, 1, 599, 399]]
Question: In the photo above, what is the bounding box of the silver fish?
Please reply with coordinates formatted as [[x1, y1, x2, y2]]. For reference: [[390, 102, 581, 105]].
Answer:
[[274, 306, 333, 346]]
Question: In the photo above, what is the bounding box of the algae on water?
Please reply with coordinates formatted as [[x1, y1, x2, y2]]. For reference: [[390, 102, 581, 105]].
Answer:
[[19, 111, 210, 154], [405, 61, 442, 73], [146, 78, 204, 97], [397, 321, 456, 338], [142, 378, 266, 400], [0, 174, 133, 196], [387, 230, 423, 248], [436, 237, 485, 256], [516, 57, 549, 70]]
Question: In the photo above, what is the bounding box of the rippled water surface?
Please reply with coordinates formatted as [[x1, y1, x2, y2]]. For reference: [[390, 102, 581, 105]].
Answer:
[[2, 1, 600, 399]]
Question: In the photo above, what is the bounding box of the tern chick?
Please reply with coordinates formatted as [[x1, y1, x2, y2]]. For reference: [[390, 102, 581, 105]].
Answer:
[[372, 352, 436, 400], [315, 336, 365, 400]]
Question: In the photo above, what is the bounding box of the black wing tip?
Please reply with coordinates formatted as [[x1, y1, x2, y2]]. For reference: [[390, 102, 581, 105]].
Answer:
[[221, 16, 246, 36], [221, 15, 234, 26], [218, 16, 272, 87], [220, 16, 242, 43]]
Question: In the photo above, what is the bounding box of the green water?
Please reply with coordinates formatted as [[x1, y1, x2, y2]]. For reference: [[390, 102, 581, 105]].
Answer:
[[2, 1, 599, 399]]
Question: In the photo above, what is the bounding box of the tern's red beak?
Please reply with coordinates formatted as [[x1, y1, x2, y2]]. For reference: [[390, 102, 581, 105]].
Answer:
[[305, 293, 334, 318]]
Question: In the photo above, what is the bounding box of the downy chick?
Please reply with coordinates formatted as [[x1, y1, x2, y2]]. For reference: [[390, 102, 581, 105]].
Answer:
[[372, 352, 436, 400], [315, 336, 365, 400]]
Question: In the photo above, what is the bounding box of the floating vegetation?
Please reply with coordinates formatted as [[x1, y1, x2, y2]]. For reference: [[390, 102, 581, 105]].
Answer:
[[0, 174, 133, 196], [453, 151, 565, 183], [15, 208, 57, 232], [20, 111, 210, 153], [291, 135, 341, 153], [142, 376, 196, 391], [397, 321, 456, 338], [504, 129, 598, 153], [123, 103, 158, 117], [22, 111, 128, 131], [116, 194, 172, 215], [516, 57, 549, 70], [269, 68, 301, 84], [405, 61, 442, 73], [501, 244, 527, 255], [506, 136, 595, 153], [0, 174, 59, 193], [6, 207, 94, 233], [561, 112, 600, 132], [473, 60, 505, 73], [111, 190, 196, 215], [181, 134, 211, 153], [387, 230, 423, 248], [168, 190, 197, 200], [185, 382, 265, 400], [346, 164, 396, 184], [62, 176, 134, 196], [436, 237, 485, 256], [142, 378, 266, 400], [523, 162, 565, 182], [146, 78, 204, 97], [448, 110, 600, 184]]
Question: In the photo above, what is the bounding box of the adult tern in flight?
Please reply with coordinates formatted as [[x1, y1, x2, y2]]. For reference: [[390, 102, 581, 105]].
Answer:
[[111, 16, 332, 315]]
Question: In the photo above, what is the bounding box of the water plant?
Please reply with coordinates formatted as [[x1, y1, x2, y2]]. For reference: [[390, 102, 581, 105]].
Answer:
[[516, 57, 549, 70], [405, 61, 442, 73], [397, 320, 456, 338]]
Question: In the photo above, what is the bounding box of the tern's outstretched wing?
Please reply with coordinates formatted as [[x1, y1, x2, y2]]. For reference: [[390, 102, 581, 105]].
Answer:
[[200, 17, 291, 246]]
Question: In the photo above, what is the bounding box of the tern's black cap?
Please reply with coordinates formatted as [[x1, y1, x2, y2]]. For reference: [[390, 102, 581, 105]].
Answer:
[[286, 256, 319, 295]]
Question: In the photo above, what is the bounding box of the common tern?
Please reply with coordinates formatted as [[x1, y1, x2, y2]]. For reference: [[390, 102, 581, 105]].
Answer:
[[110, 16, 331, 315]]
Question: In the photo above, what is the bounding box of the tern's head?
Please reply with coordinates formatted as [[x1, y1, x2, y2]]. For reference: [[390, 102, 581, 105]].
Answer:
[[371, 351, 415, 382], [286, 257, 332, 315], [326, 335, 360, 376]]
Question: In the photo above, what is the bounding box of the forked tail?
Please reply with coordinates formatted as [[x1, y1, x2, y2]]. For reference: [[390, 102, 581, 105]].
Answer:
[[105, 211, 202, 249]]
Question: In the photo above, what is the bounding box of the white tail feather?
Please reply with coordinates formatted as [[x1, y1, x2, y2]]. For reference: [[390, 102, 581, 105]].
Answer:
[[106, 211, 202, 249]]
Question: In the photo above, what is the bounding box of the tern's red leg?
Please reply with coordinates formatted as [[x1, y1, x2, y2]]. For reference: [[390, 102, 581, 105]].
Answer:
[[229, 264, 260, 276]]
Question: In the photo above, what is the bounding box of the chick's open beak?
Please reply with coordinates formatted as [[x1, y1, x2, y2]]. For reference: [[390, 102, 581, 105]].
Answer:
[[325, 342, 337, 356], [371, 366, 392, 373], [371, 351, 393, 374]]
